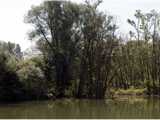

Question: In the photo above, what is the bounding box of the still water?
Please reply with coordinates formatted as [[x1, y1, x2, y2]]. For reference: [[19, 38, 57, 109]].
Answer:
[[0, 97, 160, 119]]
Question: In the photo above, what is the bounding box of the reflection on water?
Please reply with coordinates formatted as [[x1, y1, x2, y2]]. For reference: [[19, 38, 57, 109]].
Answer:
[[0, 97, 160, 119]]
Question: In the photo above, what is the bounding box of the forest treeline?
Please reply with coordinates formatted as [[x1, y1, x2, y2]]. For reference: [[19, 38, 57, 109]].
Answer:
[[1, 0, 160, 101]]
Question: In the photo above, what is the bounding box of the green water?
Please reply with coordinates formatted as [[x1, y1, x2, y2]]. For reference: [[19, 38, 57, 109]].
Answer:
[[0, 97, 160, 119]]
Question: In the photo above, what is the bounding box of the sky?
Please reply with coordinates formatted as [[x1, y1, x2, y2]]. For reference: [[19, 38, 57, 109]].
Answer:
[[0, 0, 160, 51]]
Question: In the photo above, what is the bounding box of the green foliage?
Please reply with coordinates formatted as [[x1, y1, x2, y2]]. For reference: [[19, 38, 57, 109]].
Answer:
[[0, 51, 24, 102], [17, 59, 48, 100]]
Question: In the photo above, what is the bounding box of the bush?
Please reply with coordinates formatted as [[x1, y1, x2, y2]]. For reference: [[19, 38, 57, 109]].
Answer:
[[0, 52, 24, 102], [17, 59, 48, 100]]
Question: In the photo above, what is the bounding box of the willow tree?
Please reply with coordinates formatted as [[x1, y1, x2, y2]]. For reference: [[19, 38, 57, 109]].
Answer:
[[25, 1, 82, 98], [77, 0, 118, 99], [127, 10, 160, 89]]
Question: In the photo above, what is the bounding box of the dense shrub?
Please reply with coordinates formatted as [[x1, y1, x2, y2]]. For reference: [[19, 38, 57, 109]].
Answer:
[[17, 59, 48, 100], [0, 52, 24, 102]]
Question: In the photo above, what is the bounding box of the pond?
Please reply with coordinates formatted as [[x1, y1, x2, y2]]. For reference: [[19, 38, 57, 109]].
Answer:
[[0, 97, 160, 119]]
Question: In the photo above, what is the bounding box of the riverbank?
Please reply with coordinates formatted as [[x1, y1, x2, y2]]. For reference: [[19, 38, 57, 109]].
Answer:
[[108, 87, 148, 98]]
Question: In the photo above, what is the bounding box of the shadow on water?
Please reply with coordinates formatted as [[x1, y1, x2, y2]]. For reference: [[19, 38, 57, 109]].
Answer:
[[0, 97, 160, 119]]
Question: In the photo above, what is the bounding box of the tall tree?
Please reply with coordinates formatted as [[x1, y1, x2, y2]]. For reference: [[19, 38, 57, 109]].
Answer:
[[25, 1, 82, 98], [77, 0, 118, 98]]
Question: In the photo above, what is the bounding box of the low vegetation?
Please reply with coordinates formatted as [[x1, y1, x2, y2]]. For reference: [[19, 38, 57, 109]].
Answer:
[[111, 87, 147, 97]]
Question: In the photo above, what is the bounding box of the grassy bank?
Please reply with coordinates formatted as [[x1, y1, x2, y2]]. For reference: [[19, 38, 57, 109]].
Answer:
[[108, 87, 148, 98]]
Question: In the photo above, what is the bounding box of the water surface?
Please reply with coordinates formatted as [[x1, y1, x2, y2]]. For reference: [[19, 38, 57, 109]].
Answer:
[[0, 97, 160, 119]]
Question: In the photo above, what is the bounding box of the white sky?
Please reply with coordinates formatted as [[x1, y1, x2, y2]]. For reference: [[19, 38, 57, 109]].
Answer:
[[0, 0, 160, 50]]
